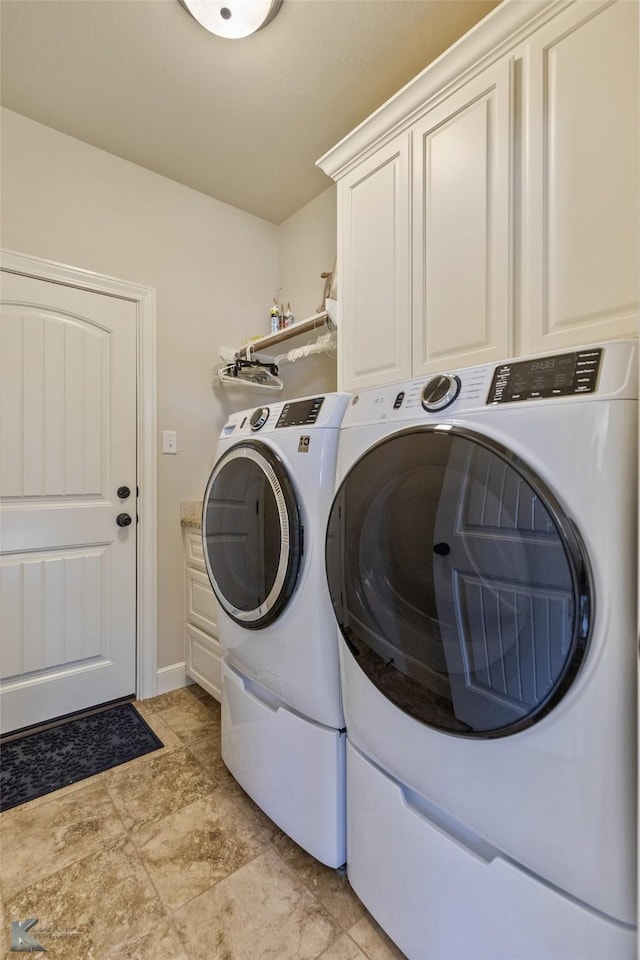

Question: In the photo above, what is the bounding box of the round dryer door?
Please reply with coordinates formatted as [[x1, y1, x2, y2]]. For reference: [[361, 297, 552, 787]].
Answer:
[[203, 441, 302, 628], [325, 426, 593, 738]]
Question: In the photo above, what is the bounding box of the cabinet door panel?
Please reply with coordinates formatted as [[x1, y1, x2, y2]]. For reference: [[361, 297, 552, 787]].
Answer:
[[338, 134, 411, 390], [186, 623, 221, 701], [522, 0, 638, 354], [413, 58, 513, 375], [184, 528, 206, 573], [186, 566, 218, 637]]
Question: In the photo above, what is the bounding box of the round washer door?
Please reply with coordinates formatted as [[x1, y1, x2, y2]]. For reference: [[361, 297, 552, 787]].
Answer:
[[325, 426, 592, 738], [203, 441, 302, 628]]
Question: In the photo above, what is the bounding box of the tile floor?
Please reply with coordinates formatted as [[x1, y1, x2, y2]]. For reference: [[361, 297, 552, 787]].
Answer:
[[0, 685, 408, 960]]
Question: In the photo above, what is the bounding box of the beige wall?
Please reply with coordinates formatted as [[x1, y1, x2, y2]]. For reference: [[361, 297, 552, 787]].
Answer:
[[215, 183, 338, 429], [0, 107, 337, 678], [278, 184, 337, 323]]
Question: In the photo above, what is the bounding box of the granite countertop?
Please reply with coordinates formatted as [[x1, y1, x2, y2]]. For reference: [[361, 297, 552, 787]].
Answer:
[[180, 500, 203, 528]]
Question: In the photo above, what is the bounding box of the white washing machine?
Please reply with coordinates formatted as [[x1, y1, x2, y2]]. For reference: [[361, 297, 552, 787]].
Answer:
[[324, 343, 638, 959], [202, 393, 350, 867]]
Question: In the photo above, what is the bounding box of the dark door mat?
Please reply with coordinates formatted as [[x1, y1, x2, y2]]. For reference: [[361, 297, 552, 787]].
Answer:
[[0, 703, 164, 812]]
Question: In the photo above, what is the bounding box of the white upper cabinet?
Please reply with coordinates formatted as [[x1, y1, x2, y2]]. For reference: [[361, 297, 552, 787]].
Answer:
[[412, 58, 513, 375], [318, 0, 639, 391], [520, 0, 639, 354], [337, 133, 411, 390]]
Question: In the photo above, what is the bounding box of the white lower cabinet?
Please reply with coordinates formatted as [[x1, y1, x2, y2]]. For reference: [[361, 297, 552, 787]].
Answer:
[[184, 527, 221, 701]]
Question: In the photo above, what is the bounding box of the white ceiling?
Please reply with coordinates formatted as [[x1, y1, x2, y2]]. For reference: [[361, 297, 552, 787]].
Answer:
[[0, 0, 500, 224]]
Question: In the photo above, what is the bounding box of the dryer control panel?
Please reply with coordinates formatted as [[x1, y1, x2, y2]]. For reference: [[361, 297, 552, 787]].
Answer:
[[487, 348, 602, 404], [340, 341, 637, 430]]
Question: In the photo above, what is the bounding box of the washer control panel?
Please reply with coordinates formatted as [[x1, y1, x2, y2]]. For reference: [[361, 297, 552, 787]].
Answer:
[[487, 348, 603, 404], [249, 407, 270, 431], [276, 396, 324, 427], [221, 394, 349, 437]]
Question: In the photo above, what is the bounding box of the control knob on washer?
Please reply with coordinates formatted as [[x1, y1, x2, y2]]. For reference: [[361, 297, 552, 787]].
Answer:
[[250, 407, 270, 431], [421, 374, 461, 412]]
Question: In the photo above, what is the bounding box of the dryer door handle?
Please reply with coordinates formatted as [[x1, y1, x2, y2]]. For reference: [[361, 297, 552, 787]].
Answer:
[[433, 542, 450, 556]]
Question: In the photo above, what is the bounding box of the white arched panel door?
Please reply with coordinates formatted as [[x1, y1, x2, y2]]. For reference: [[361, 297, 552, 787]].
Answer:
[[0, 271, 137, 733]]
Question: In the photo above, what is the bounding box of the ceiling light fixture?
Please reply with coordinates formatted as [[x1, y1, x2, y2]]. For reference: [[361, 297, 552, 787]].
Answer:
[[179, 0, 283, 39]]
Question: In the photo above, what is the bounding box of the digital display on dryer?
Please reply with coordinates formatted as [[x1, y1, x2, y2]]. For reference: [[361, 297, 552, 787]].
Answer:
[[276, 397, 324, 427], [487, 348, 602, 403]]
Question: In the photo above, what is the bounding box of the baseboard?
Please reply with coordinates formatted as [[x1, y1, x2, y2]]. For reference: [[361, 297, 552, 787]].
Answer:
[[156, 662, 194, 696]]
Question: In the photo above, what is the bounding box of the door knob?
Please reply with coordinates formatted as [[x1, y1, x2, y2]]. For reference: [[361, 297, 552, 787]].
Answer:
[[116, 513, 132, 527], [117, 486, 131, 499]]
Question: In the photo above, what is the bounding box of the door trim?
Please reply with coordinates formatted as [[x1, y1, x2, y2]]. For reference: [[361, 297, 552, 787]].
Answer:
[[1, 248, 158, 700]]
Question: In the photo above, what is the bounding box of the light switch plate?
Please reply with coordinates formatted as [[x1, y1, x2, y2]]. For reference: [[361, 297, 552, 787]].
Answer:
[[163, 430, 177, 454]]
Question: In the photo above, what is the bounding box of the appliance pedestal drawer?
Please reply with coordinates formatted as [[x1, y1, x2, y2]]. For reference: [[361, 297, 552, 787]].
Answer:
[[346, 740, 636, 960], [222, 660, 346, 868]]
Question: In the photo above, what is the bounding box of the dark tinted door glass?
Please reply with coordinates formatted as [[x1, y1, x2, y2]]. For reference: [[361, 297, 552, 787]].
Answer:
[[203, 442, 301, 628], [325, 427, 591, 737]]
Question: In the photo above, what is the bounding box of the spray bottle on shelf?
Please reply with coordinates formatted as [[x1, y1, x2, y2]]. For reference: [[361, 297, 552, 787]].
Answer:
[[284, 303, 294, 328], [270, 298, 280, 334]]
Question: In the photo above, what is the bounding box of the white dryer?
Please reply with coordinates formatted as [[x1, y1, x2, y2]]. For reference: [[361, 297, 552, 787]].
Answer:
[[324, 343, 637, 959], [203, 393, 350, 867]]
